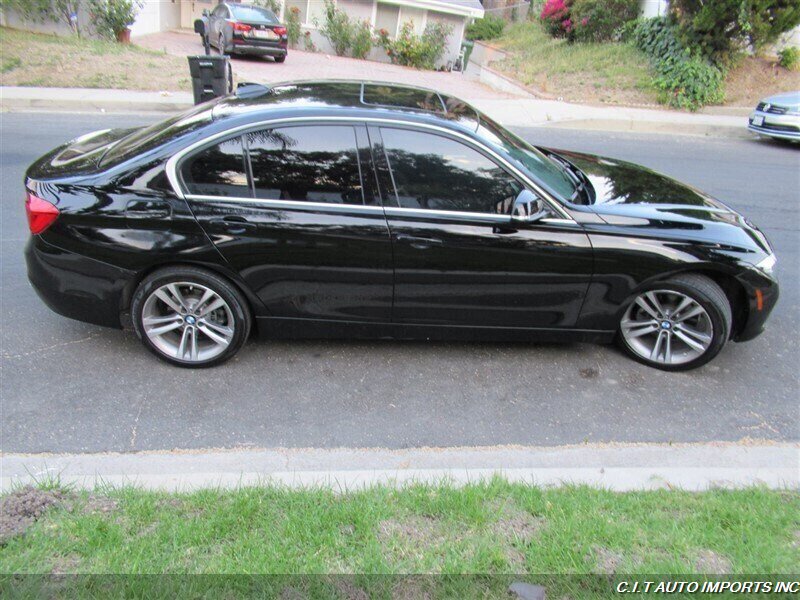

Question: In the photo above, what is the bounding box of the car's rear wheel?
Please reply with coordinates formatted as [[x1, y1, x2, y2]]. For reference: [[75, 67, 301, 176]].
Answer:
[[132, 267, 251, 368], [218, 33, 227, 55], [617, 273, 732, 371]]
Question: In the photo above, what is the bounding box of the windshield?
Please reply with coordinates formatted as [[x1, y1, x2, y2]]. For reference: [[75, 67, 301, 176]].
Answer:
[[476, 117, 577, 200], [230, 5, 279, 22], [100, 103, 214, 166]]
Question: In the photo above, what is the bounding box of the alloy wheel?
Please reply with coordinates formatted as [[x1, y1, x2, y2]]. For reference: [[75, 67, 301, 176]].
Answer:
[[620, 290, 714, 366], [141, 282, 234, 363]]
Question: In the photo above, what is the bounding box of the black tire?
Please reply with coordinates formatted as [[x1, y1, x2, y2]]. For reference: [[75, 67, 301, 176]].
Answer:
[[131, 266, 251, 368], [274, 55, 286, 63], [617, 273, 732, 371], [218, 33, 227, 55]]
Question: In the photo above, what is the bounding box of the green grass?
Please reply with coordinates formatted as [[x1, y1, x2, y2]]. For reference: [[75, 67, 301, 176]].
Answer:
[[0, 26, 187, 91], [494, 22, 656, 105], [1, 480, 797, 598]]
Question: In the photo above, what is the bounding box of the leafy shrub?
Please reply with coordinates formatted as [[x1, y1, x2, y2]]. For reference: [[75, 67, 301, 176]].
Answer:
[[652, 54, 724, 110], [632, 17, 724, 110], [251, 0, 280, 14], [351, 19, 373, 59], [88, 0, 142, 39], [570, 0, 638, 43], [465, 15, 505, 41], [778, 46, 799, 70], [286, 6, 301, 48], [377, 21, 452, 69], [669, 0, 800, 66], [540, 0, 572, 38], [318, 0, 352, 56]]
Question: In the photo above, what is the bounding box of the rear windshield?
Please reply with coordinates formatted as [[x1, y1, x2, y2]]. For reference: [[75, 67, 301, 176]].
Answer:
[[230, 5, 279, 22], [100, 103, 213, 166]]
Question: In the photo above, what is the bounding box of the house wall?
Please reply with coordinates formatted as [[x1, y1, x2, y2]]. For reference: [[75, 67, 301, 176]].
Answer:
[[639, 0, 668, 18], [181, 0, 215, 29]]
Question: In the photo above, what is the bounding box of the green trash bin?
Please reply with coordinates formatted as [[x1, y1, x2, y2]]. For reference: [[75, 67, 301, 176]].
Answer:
[[460, 40, 474, 72]]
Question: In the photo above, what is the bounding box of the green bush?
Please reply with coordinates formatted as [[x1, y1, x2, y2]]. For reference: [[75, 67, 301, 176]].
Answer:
[[669, 0, 800, 66], [653, 54, 725, 110], [88, 0, 142, 39], [286, 6, 301, 48], [351, 19, 373, 59], [778, 46, 799, 70], [570, 0, 638, 43], [377, 21, 452, 69], [317, 0, 352, 56], [465, 15, 505, 41], [632, 17, 725, 110]]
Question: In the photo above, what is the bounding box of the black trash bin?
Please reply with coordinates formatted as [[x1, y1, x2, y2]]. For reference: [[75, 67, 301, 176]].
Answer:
[[187, 55, 232, 104]]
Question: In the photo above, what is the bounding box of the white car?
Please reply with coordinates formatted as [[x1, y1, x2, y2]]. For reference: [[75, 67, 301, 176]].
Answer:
[[748, 91, 800, 142]]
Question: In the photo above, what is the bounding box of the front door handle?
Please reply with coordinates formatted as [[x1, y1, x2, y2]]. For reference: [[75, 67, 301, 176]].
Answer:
[[209, 216, 257, 234], [395, 233, 443, 249]]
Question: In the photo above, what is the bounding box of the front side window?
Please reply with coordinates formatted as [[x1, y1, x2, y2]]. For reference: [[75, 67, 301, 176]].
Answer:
[[181, 136, 249, 197], [246, 125, 364, 205], [380, 128, 522, 214]]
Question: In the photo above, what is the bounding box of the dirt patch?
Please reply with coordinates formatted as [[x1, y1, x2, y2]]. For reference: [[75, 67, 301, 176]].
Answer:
[[489, 500, 545, 545], [0, 486, 66, 545], [579, 367, 599, 379], [589, 546, 626, 575], [333, 578, 370, 600], [791, 530, 800, 549], [391, 577, 432, 600], [694, 549, 733, 574], [723, 56, 800, 106], [379, 515, 444, 550], [82, 494, 118, 515], [51, 553, 82, 575]]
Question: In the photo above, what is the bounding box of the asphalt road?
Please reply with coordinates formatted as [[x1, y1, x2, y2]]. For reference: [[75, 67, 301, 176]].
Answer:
[[2, 112, 798, 454]]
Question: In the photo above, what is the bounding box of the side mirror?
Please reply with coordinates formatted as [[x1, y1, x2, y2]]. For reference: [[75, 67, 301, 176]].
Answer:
[[511, 189, 549, 223]]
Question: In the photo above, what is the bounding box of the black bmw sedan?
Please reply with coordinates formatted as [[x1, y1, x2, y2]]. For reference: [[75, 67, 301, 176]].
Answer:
[[24, 81, 778, 370]]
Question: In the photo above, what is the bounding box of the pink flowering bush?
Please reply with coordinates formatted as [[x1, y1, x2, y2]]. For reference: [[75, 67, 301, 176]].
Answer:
[[539, 0, 572, 38]]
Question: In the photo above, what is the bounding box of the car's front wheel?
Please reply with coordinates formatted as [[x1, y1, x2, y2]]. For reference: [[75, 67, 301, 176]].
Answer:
[[618, 273, 732, 371], [131, 267, 251, 368]]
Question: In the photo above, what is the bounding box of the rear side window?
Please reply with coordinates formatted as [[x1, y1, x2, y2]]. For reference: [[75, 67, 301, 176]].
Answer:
[[379, 128, 522, 214], [181, 136, 249, 197], [246, 125, 364, 205]]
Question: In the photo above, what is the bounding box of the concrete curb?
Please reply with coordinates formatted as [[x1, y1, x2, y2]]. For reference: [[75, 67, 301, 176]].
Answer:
[[2, 442, 797, 492], [1, 86, 753, 139]]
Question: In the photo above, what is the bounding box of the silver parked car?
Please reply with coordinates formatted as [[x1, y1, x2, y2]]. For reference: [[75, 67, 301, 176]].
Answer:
[[748, 91, 800, 142]]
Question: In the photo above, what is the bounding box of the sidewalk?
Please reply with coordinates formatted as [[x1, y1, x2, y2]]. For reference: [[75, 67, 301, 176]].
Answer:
[[0, 85, 750, 138], [2, 442, 797, 492]]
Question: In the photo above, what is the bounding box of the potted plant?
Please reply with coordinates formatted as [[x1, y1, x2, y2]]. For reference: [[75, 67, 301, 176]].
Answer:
[[89, 0, 143, 43]]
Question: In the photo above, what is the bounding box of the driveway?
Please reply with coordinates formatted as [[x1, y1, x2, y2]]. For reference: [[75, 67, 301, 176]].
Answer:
[[135, 30, 517, 101], [2, 111, 797, 454]]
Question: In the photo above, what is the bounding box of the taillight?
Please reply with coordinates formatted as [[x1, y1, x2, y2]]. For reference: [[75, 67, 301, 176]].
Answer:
[[273, 26, 287, 36], [233, 22, 252, 32], [25, 192, 59, 234]]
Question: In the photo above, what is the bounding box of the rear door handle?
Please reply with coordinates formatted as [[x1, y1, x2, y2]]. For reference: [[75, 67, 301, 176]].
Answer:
[[209, 216, 257, 234], [125, 199, 171, 220], [395, 234, 443, 249]]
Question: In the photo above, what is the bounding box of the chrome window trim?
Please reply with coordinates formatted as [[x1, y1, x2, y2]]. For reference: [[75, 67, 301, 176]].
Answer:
[[185, 194, 385, 214], [165, 116, 574, 221]]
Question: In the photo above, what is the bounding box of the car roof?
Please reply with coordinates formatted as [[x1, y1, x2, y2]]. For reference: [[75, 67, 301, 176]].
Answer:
[[210, 80, 483, 134]]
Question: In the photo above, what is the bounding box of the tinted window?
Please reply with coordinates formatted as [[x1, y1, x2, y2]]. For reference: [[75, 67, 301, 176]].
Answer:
[[476, 117, 576, 200], [230, 5, 278, 22], [181, 136, 249, 197], [247, 126, 364, 205], [380, 128, 522, 214]]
